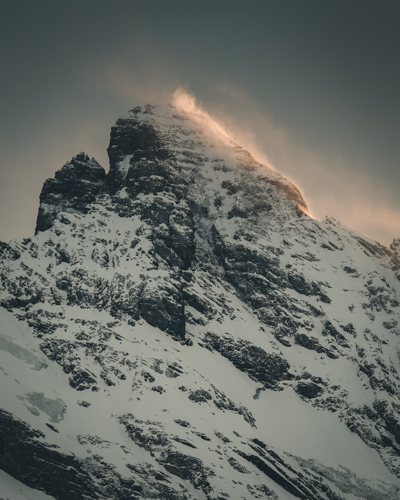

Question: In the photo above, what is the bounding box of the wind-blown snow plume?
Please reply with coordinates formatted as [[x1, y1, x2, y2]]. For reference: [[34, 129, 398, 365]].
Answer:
[[172, 87, 235, 146]]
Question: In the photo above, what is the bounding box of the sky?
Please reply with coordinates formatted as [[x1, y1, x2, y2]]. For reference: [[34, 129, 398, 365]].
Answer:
[[1, 0, 399, 245]]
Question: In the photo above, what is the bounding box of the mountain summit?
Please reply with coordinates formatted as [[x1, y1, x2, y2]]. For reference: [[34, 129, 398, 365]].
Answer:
[[1, 104, 400, 499]]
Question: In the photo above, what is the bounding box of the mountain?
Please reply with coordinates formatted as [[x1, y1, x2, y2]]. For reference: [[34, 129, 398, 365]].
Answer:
[[1, 103, 400, 500]]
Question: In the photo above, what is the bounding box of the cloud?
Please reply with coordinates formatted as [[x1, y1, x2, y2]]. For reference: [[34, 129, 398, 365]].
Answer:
[[171, 87, 237, 147]]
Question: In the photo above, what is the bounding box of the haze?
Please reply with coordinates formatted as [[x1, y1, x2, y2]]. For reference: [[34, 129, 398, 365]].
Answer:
[[1, 1, 399, 245]]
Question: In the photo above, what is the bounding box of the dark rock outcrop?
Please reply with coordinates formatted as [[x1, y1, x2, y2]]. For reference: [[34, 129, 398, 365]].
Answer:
[[0, 410, 100, 499], [139, 278, 185, 339], [296, 381, 324, 399], [35, 153, 106, 234], [202, 333, 293, 388]]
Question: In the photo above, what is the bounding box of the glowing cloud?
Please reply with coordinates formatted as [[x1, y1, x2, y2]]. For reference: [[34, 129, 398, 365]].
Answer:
[[172, 88, 280, 171], [172, 87, 235, 146]]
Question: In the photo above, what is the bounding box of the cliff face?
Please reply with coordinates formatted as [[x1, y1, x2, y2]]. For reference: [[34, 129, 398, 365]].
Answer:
[[1, 104, 400, 500], [35, 152, 106, 234]]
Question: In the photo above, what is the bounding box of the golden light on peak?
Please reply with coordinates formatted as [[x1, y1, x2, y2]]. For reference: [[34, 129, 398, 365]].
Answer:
[[172, 88, 233, 144]]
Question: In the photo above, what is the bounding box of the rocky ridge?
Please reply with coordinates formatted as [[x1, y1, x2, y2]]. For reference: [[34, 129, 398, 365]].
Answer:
[[1, 103, 400, 499]]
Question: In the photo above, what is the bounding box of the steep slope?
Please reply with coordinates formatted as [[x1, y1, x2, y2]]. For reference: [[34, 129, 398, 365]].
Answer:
[[1, 103, 400, 500]]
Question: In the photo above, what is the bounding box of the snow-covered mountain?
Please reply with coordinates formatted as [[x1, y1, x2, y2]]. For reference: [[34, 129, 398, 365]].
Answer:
[[1, 103, 400, 500]]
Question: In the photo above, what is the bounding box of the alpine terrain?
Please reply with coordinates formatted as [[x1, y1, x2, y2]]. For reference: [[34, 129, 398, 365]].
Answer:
[[2, 103, 400, 500]]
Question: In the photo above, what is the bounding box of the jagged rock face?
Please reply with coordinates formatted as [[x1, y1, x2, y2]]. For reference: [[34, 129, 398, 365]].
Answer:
[[1, 104, 400, 499], [35, 152, 106, 234]]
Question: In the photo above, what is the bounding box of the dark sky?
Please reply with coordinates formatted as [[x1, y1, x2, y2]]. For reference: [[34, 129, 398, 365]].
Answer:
[[1, 0, 399, 245]]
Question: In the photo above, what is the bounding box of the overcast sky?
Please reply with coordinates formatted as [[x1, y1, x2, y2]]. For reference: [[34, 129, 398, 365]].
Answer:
[[1, 0, 399, 245]]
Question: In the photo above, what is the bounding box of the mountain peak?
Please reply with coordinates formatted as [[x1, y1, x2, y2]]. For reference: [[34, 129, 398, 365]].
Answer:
[[36, 103, 308, 239], [107, 103, 307, 208], [2, 104, 400, 500]]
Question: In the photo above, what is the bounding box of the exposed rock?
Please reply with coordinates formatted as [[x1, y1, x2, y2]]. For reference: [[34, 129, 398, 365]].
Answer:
[[139, 277, 185, 338], [0, 410, 100, 499], [188, 388, 212, 403], [0, 241, 20, 260], [202, 333, 293, 389], [158, 450, 214, 495], [35, 153, 106, 234], [296, 381, 324, 399]]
